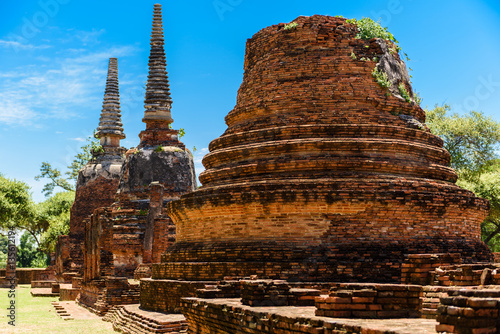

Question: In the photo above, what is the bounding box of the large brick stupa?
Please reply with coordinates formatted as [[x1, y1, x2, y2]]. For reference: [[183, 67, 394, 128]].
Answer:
[[159, 15, 492, 283]]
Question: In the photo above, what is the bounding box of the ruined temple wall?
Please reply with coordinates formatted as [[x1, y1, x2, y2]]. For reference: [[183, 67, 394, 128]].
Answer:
[[70, 174, 121, 237], [151, 216, 176, 263], [55, 166, 123, 281], [83, 208, 115, 282]]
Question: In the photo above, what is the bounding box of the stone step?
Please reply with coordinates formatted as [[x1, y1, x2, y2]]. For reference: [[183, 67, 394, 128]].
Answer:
[[51, 303, 74, 321], [104, 305, 187, 333]]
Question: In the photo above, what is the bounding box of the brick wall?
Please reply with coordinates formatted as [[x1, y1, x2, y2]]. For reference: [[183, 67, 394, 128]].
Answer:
[[401, 253, 462, 285], [140, 279, 210, 313], [55, 172, 122, 281], [0, 268, 52, 284]]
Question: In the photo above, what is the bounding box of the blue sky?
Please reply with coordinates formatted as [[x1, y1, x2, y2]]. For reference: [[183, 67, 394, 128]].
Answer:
[[0, 0, 499, 203]]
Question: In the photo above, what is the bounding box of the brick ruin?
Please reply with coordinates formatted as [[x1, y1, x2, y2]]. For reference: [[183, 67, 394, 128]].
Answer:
[[37, 8, 500, 334], [76, 3, 196, 315], [54, 58, 127, 284], [150, 14, 491, 287], [118, 13, 498, 334]]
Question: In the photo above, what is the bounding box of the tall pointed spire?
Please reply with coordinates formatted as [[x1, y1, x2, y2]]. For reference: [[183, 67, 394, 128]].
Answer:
[[96, 58, 125, 147], [142, 3, 173, 125]]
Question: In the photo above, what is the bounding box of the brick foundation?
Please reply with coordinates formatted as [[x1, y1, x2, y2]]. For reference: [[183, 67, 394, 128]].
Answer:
[[77, 277, 140, 315], [315, 283, 422, 319], [181, 298, 437, 334], [140, 279, 212, 313], [401, 253, 462, 285]]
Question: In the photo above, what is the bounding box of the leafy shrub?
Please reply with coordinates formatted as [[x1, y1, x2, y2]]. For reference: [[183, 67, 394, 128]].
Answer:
[[372, 68, 391, 89], [284, 22, 298, 31], [346, 17, 400, 52], [398, 83, 412, 103]]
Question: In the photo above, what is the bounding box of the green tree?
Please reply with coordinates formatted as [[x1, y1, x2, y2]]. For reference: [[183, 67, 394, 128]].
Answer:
[[35, 132, 101, 196], [17, 232, 47, 268], [0, 174, 34, 230], [35, 162, 75, 196], [426, 105, 500, 179], [0, 235, 9, 269], [38, 191, 74, 253], [66, 132, 103, 181], [24, 191, 75, 255], [426, 105, 500, 250], [0, 172, 74, 264]]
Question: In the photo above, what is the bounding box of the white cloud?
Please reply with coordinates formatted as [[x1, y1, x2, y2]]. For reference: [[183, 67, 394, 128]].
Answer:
[[0, 44, 139, 126], [69, 137, 86, 142], [193, 147, 209, 164], [0, 39, 51, 50], [74, 29, 106, 45], [71, 45, 138, 64], [0, 97, 37, 125]]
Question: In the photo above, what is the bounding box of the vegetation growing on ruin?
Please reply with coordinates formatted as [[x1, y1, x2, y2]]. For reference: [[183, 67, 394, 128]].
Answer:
[[414, 91, 423, 106], [398, 83, 412, 103], [346, 17, 400, 52], [284, 22, 298, 30], [371, 68, 391, 89]]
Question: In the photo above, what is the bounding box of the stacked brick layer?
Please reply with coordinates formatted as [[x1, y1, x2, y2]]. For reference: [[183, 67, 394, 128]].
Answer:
[[315, 283, 422, 319], [164, 15, 491, 283], [436, 289, 500, 333], [241, 280, 292, 306], [77, 278, 140, 316], [421, 286, 457, 319], [140, 279, 211, 314], [181, 298, 438, 334], [0, 268, 54, 284], [103, 304, 187, 334], [401, 253, 462, 285], [431, 264, 500, 287]]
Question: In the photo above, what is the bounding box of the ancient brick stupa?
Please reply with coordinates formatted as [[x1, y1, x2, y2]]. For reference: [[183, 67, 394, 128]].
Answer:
[[111, 3, 197, 266], [156, 15, 491, 283], [116, 3, 196, 203], [77, 4, 196, 314], [55, 58, 126, 283]]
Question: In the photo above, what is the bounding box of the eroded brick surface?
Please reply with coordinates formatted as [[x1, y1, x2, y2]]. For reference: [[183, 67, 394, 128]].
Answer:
[[161, 15, 491, 284]]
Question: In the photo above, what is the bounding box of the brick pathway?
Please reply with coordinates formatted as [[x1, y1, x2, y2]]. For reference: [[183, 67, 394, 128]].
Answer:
[[201, 298, 439, 334]]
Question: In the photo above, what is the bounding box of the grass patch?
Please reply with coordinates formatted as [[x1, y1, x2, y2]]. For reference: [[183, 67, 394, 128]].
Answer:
[[0, 285, 115, 333]]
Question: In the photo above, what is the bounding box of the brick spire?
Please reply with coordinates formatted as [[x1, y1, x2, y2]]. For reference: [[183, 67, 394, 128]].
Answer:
[[142, 3, 173, 125], [95, 58, 125, 147]]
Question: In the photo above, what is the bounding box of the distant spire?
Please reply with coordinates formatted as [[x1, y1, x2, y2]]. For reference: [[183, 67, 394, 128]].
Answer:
[[142, 3, 173, 124], [96, 58, 125, 147]]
